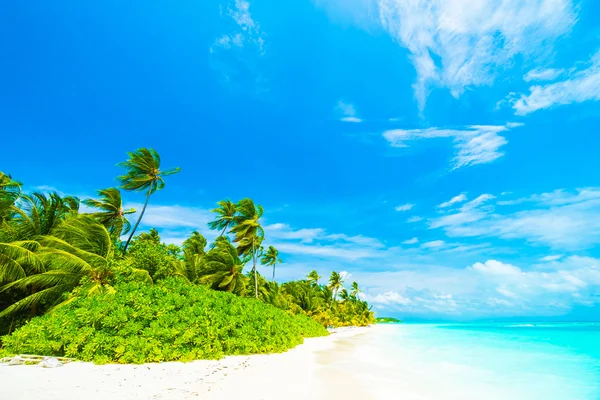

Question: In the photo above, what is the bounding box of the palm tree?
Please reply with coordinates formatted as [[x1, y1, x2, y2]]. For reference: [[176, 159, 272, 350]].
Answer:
[[183, 231, 207, 261], [260, 246, 281, 282], [230, 199, 264, 298], [83, 188, 136, 238], [208, 200, 237, 238], [307, 270, 321, 286], [0, 241, 44, 284], [328, 271, 344, 308], [280, 280, 321, 313], [339, 288, 350, 302], [182, 231, 207, 282], [0, 216, 115, 318], [200, 237, 248, 295], [117, 148, 180, 252], [350, 281, 360, 299], [0, 172, 22, 226], [321, 286, 334, 310], [14, 192, 80, 239]]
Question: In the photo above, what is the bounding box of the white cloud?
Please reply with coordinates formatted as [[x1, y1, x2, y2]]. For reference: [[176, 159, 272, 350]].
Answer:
[[274, 242, 379, 260], [265, 223, 324, 243], [421, 240, 445, 249], [541, 255, 563, 262], [383, 124, 521, 169], [402, 237, 419, 245], [371, 291, 412, 306], [216, 0, 264, 53], [430, 188, 600, 250], [336, 100, 363, 123], [266, 223, 384, 248], [376, 0, 577, 109], [523, 68, 566, 82], [470, 257, 598, 300], [360, 255, 600, 317], [267, 223, 385, 260], [33, 185, 61, 193], [324, 233, 385, 248], [254, 216, 599, 318], [395, 203, 414, 212], [406, 216, 423, 223], [439, 193, 467, 208], [513, 50, 600, 115], [121, 203, 217, 246], [367, 287, 458, 313], [340, 117, 362, 123], [129, 204, 213, 231], [210, 0, 266, 91], [461, 194, 495, 210], [469, 260, 522, 276], [339, 270, 352, 281]]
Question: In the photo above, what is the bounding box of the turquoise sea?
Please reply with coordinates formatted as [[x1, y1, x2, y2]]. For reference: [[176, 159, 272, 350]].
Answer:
[[344, 323, 600, 399]]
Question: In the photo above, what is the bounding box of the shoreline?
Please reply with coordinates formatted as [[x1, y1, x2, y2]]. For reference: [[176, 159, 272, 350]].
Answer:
[[1, 325, 379, 400]]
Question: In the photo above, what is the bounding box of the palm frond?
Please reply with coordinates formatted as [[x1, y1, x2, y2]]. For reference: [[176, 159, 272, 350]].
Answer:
[[50, 216, 112, 258], [0, 285, 70, 319], [0, 242, 44, 283]]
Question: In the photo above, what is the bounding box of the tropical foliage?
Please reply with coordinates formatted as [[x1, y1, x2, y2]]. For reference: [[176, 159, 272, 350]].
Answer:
[[261, 246, 281, 282], [83, 188, 136, 238], [117, 148, 180, 251], [2, 279, 327, 364], [0, 148, 375, 362]]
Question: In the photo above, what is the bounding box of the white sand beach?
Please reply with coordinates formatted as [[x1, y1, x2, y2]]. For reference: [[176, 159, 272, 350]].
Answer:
[[0, 326, 378, 400]]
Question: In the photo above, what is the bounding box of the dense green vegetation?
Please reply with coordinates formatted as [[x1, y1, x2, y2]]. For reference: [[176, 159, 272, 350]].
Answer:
[[0, 148, 375, 362], [375, 317, 402, 324], [2, 279, 327, 363]]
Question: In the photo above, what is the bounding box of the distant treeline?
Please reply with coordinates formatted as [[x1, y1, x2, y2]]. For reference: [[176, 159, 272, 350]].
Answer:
[[376, 317, 402, 324]]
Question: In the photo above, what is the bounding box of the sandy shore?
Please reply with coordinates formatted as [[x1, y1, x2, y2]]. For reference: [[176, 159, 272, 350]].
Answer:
[[0, 326, 379, 400]]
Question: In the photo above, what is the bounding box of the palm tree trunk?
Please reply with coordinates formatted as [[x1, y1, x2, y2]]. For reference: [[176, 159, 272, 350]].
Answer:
[[272, 263, 276, 282], [329, 289, 337, 310], [123, 188, 151, 252], [253, 237, 258, 299], [209, 224, 229, 250], [219, 225, 228, 238]]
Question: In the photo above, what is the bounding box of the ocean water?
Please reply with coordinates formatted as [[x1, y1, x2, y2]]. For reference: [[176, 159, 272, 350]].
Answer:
[[343, 323, 600, 399]]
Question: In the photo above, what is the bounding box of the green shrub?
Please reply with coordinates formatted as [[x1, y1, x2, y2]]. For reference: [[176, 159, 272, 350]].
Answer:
[[2, 278, 328, 364], [122, 232, 181, 282]]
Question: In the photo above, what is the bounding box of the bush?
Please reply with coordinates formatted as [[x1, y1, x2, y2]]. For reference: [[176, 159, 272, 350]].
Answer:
[[2, 278, 328, 364], [122, 232, 181, 282]]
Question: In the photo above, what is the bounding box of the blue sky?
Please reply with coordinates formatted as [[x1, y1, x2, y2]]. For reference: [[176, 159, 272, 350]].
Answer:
[[1, 0, 600, 320]]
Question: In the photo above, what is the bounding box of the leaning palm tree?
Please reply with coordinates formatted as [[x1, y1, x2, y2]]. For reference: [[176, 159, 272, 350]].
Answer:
[[260, 246, 281, 282], [200, 237, 248, 296], [230, 198, 264, 298], [117, 148, 180, 252], [307, 270, 321, 286], [350, 281, 360, 299], [0, 241, 44, 284], [339, 288, 350, 302], [182, 231, 207, 282], [208, 199, 237, 238], [0, 172, 23, 226], [321, 286, 334, 310], [14, 192, 80, 240], [83, 188, 136, 238], [183, 231, 207, 257], [0, 216, 115, 318], [328, 271, 344, 308]]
